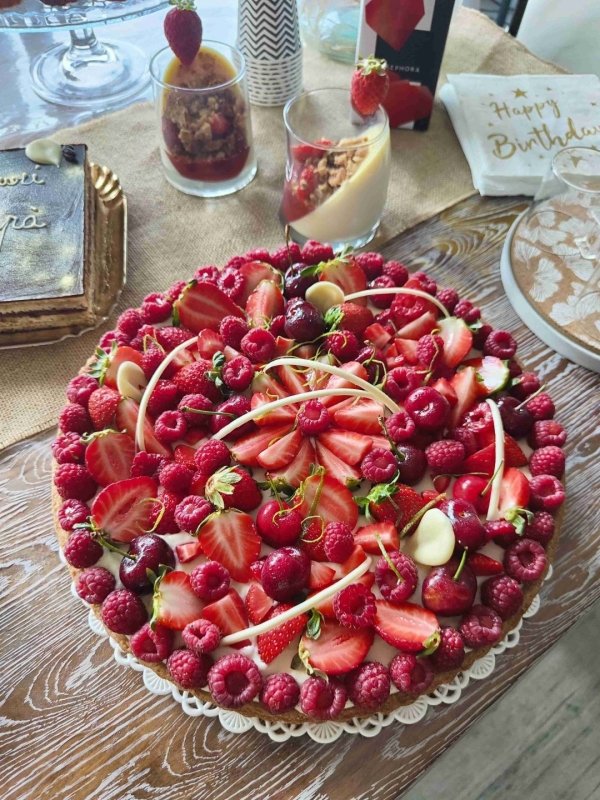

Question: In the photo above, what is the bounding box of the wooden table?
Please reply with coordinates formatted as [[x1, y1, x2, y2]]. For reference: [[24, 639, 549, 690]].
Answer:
[[1, 195, 598, 800]]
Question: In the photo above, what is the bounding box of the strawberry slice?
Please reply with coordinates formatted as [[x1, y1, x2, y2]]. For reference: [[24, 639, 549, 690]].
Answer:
[[314, 441, 362, 486], [252, 371, 291, 399], [251, 392, 297, 426], [152, 570, 204, 630], [468, 553, 504, 576], [438, 316, 474, 368], [275, 364, 310, 395], [245, 582, 274, 624], [353, 521, 399, 554], [498, 467, 530, 514], [239, 261, 281, 303], [320, 361, 370, 407], [317, 428, 374, 465], [297, 472, 359, 528], [257, 427, 302, 470], [199, 510, 261, 581], [310, 572, 374, 618], [257, 605, 308, 664], [395, 310, 438, 340], [364, 322, 393, 348], [336, 544, 369, 576], [431, 376, 458, 407], [319, 256, 367, 301], [300, 619, 374, 676], [333, 398, 385, 436], [369, 483, 426, 531], [91, 476, 158, 542], [115, 397, 172, 458], [394, 337, 419, 364], [268, 437, 315, 488], [464, 435, 527, 476], [202, 589, 250, 648], [274, 336, 295, 356], [449, 367, 480, 428], [374, 600, 440, 653], [464, 355, 510, 396], [231, 423, 292, 467], [246, 280, 285, 328], [309, 561, 336, 591], [174, 443, 197, 469], [175, 281, 245, 332], [85, 431, 135, 486], [197, 329, 225, 359], [90, 345, 144, 390], [175, 539, 203, 563]]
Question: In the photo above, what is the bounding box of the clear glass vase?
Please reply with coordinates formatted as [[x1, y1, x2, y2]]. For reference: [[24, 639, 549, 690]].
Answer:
[[299, 0, 361, 63]]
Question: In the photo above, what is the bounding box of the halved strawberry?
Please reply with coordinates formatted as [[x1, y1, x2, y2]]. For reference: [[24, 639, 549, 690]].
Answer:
[[431, 376, 458, 407], [310, 572, 374, 618], [268, 437, 315, 488], [257, 427, 302, 470], [333, 398, 385, 436], [309, 561, 336, 591], [369, 483, 425, 531], [85, 431, 135, 486], [251, 392, 297, 427], [257, 605, 308, 664], [318, 428, 373, 465], [353, 521, 399, 554], [202, 589, 250, 647], [464, 355, 510, 396], [91, 476, 158, 542], [239, 261, 281, 303], [115, 397, 172, 458], [464, 435, 527, 476], [245, 582, 274, 624], [274, 336, 295, 356], [300, 619, 374, 676], [319, 361, 369, 408], [174, 443, 197, 469], [246, 280, 285, 328], [364, 322, 392, 348], [152, 570, 204, 630], [275, 364, 310, 395], [297, 472, 359, 528], [231, 423, 292, 467], [197, 329, 225, 359], [336, 544, 369, 576], [314, 441, 362, 486], [437, 316, 473, 368], [175, 539, 203, 563], [468, 553, 503, 576], [175, 281, 245, 332], [199, 510, 261, 581], [395, 310, 438, 340], [449, 367, 480, 428], [374, 600, 440, 653], [91, 345, 144, 390], [394, 337, 419, 364], [498, 467, 530, 513], [319, 256, 367, 301], [253, 370, 293, 399]]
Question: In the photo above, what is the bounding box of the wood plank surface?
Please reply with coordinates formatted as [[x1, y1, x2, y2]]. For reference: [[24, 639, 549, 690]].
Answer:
[[0, 195, 598, 800]]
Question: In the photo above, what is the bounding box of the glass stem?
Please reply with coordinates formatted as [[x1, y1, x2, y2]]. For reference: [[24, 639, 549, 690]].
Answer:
[[62, 28, 115, 76]]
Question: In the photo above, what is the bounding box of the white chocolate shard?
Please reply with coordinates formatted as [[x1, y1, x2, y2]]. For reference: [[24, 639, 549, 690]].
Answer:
[[485, 398, 505, 521], [344, 287, 450, 317], [24, 138, 62, 167], [403, 508, 456, 566], [116, 361, 147, 403], [305, 281, 345, 314]]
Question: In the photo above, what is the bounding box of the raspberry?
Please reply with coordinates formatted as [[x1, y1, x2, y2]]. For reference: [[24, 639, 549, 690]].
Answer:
[[148, 487, 180, 534], [301, 240, 334, 265], [505, 538, 547, 581], [326, 329, 361, 361], [375, 550, 418, 603], [405, 387, 450, 431], [117, 308, 143, 338], [361, 448, 398, 483], [529, 446, 565, 477], [130, 451, 166, 478], [391, 293, 429, 327], [425, 439, 465, 473], [436, 287, 459, 313], [338, 302, 374, 335], [182, 619, 221, 654], [411, 271, 437, 295], [167, 648, 212, 689], [208, 653, 262, 707], [130, 622, 174, 663], [194, 265, 219, 283], [462, 401, 494, 441], [245, 247, 273, 263], [369, 274, 396, 307], [484, 519, 518, 548], [459, 604, 503, 647], [195, 440, 230, 474], [101, 588, 147, 634], [526, 392, 555, 420], [99, 330, 129, 350], [64, 529, 102, 568], [269, 315, 286, 336], [529, 419, 567, 449], [529, 474, 565, 511], [140, 292, 172, 324], [525, 511, 555, 547], [58, 499, 89, 530], [241, 328, 277, 363], [395, 444, 427, 485], [175, 495, 212, 532], [66, 375, 98, 407], [219, 315, 250, 349], [218, 269, 245, 303], [346, 661, 390, 710], [158, 461, 193, 494], [300, 518, 327, 561], [59, 403, 91, 435], [356, 251, 384, 280], [382, 260, 408, 286], [333, 584, 376, 629], [297, 399, 331, 435], [430, 626, 465, 671], [299, 676, 347, 719], [174, 360, 219, 400], [147, 379, 180, 417], [224, 255, 247, 271], [155, 326, 193, 351], [54, 463, 97, 501], [454, 299, 481, 324], [451, 426, 478, 456], [512, 371, 541, 400], [385, 410, 416, 443], [416, 334, 444, 369], [385, 366, 421, 402], [481, 575, 523, 620], [75, 567, 116, 604], [166, 280, 187, 302], [52, 432, 85, 464], [177, 393, 213, 428], [270, 243, 302, 271], [129, 322, 158, 351], [390, 653, 434, 693], [222, 355, 254, 391], [484, 329, 517, 359], [190, 561, 230, 602], [261, 673, 300, 713], [154, 410, 187, 444], [141, 347, 167, 379], [473, 322, 494, 350], [323, 521, 354, 562], [223, 468, 262, 512]]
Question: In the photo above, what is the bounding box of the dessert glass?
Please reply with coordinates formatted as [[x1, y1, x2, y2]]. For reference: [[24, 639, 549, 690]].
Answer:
[[281, 87, 391, 249], [150, 42, 257, 198]]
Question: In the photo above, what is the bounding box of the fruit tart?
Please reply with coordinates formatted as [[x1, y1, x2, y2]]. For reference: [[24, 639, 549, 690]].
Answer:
[[52, 243, 566, 723]]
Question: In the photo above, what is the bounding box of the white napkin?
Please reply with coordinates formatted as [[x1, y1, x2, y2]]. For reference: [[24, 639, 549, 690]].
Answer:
[[440, 74, 600, 196]]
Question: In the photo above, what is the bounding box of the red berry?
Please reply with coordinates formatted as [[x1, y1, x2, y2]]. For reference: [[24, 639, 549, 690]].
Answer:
[[155, 326, 193, 351], [195, 439, 230, 473], [76, 567, 116, 604], [361, 448, 398, 483], [416, 334, 444, 370], [385, 410, 416, 443], [528, 419, 567, 449], [512, 371, 541, 400], [59, 403, 91, 435], [301, 240, 334, 265], [454, 299, 481, 323], [369, 275, 396, 308], [163, 5, 202, 66], [190, 561, 230, 602], [473, 322, 494, 350], [411, 271, 437, 295], [484, 329, 517, 359], [256, 501, 302, 547], [182, 619, 221, 654], [504, 538, 547, 581], [405, 387, 449, 431], [101, 588, 147, 634], [219, 317, 249, 351], [131, 451, 166, 478], [389, 653, 434, 693], [54, 463, 97, 501], [148, 487, 181, 534], [261, 673, 300, 713], [218, 269, 245, 304], [526, 393, 555, 420], [323, 521, 355, 562], [436, 287, 459, 313], [155, 410, 187, 444], [459, 604, 503, 647], [425, 439, 465, 473], [484, 519, 518, 548], [451, 426, 478, 456], [174, 360, 219, 400], [525, 511, 555, 547], [174, 495, 212, 533], [141, 347, 167, 379], [241, 328, 277, 363], [300, 676, 347, 719], [326, 329, 361, 361], [52, 432, 86, 464], [346, 661, 390, 710], [117, 308, 143, 338], [147, 379, 180, 418], [430, 626, 465, 671], [271, 243, 302, 271], [167, 648, 212, 689], [391, 292, 429, 326], [375, 550, 418, 603], [158, 462, 193, 494], [529, 446, 565, 477], [385, 366, 421, 402], [245, 248, 273, 263], [64, 529, 102, 568], [208, 654, 262, 707], [66, 375, 98, 407], [351, 56, 390, 115], [140, 292, 172, 324], [261, 546, 310, 602], [382, 260, 408, 286], [356, 251, 384, 280], [333, 583, 376, 629], [58, 498, 89, 530], [297, 399, 331, 435], [130, 622, 174, 663], [529, 474, 565, 511], [177, 394, 213, 429], [300, 518, 327, 561], [481, 575, 523, 620], [221, 468, 262, 512], [222, 355, 254, 391], [395, 444, 427, 485]]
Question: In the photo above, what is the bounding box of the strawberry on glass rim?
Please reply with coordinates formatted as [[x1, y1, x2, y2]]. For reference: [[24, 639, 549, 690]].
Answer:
[[53, 241, 566, 724]]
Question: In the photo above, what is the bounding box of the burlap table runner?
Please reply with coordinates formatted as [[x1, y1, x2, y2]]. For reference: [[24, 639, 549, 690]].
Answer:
[[0, 8, 563, 452]]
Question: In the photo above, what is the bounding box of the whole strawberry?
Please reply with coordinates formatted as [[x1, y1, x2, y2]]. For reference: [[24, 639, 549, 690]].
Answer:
[[164, 0, 202, 66], [351, 56, 389, 116]]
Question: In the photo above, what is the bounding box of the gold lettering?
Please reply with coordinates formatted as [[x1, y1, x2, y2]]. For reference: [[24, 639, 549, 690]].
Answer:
[[487, 133, 517, 159]]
